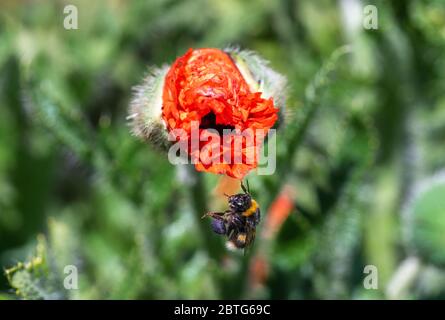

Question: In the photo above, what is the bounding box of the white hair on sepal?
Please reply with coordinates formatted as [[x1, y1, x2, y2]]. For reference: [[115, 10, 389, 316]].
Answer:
[[224, 46, 289, 126], [128, 65, 172, 151]]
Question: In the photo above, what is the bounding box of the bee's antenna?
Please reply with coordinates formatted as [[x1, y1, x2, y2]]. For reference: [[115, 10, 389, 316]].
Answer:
[[241, 180, 250, 194], [241, 180, 248, 194], [224, 193, 230, 198]]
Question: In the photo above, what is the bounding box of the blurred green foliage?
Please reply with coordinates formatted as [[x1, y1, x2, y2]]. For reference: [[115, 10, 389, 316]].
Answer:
[[0, 0, 445, 299]]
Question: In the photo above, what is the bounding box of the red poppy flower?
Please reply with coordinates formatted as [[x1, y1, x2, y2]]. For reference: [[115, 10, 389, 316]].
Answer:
[[162, 48, 279, 179], [129, 47, 286, 179]]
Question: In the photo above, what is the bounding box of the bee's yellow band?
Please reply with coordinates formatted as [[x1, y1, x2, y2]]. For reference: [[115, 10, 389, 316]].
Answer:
[[242, 199, 258, 217]]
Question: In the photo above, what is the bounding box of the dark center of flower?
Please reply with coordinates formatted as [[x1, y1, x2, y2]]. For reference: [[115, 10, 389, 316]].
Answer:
[[199, 111, 235, 136]]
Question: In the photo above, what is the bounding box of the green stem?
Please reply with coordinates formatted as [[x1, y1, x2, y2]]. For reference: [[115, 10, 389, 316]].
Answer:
[[187, 167, 224, 260]]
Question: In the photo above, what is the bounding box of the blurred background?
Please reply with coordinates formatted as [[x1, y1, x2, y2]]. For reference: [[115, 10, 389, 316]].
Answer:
[[1, 0, 445, 299]]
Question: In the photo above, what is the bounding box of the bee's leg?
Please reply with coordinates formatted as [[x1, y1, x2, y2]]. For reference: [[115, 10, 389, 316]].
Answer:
[[202, 211, 230, 235], [201, 211, 225, 219]]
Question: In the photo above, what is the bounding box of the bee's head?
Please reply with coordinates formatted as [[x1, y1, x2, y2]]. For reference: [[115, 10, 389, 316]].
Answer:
[[228, 193, 252, 213]]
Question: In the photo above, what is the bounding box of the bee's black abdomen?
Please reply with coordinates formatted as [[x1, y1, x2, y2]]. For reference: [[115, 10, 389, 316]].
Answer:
[[211, 218, 226, 235], [228, 232, 247, 249]]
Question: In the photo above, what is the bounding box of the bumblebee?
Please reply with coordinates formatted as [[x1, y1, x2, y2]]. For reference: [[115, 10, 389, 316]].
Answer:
[[202, 181, 260, 252]]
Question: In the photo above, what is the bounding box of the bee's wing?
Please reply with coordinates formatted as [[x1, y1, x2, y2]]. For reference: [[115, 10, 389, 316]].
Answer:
[[249, 226, 256, 245], [245, 224, 256, 247], [246, 208, 261, 227], [242, 227, 256, 256], [254, 207, 261, 225]]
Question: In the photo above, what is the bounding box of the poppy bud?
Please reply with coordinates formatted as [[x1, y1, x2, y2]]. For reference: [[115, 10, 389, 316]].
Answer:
[[129, 48, 287, 179], [128, 66, 171, 151]]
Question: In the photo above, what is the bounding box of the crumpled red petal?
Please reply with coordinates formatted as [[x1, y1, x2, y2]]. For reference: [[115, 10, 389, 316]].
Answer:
[[162, 48, 278, 179]]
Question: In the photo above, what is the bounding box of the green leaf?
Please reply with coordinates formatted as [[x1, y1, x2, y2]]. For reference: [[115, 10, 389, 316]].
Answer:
[[5, 236, 67, 300]]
